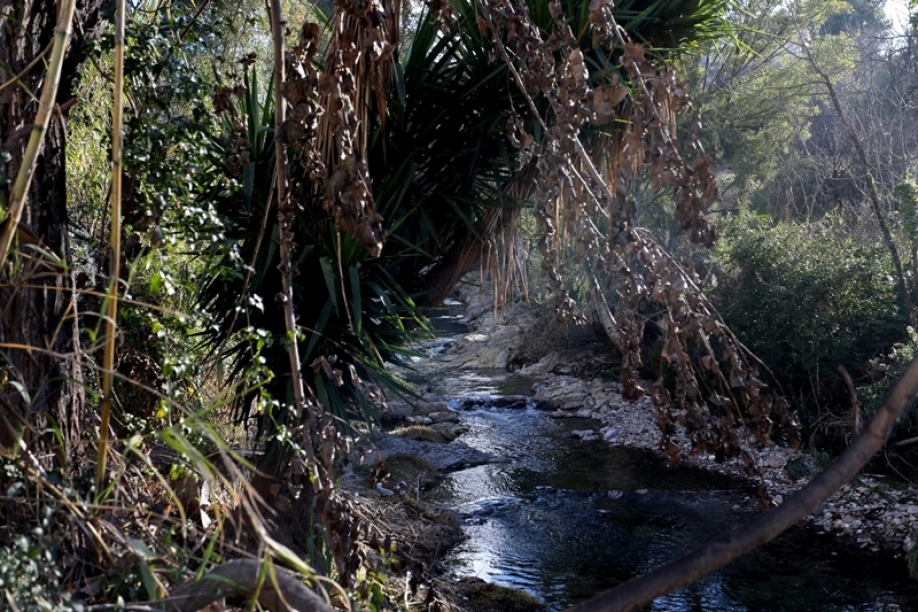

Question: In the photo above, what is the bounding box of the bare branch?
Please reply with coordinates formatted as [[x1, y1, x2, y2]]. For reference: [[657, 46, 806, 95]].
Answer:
[[565, 354, 918, 612]]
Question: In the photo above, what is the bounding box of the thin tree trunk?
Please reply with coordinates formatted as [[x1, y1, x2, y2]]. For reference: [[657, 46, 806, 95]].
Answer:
[[250, 0, 323, 508], [801, 38, 917, 328], [584, 261, 622, 346]]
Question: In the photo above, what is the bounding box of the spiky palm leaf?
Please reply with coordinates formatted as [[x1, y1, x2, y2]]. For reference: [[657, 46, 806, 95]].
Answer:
[[194, 0, 730, 441], [366, 0, 731, 304], [196, 70, 426, 440]]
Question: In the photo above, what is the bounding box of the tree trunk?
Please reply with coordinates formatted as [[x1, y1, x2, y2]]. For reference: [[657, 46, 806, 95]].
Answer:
[[584, 261, 622, 346], [0, 0, 104, 463], [800, 37, 918, 329]]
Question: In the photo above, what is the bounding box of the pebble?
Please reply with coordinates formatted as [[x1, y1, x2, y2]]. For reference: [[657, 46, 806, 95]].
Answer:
[[375, 482, 395, 497]]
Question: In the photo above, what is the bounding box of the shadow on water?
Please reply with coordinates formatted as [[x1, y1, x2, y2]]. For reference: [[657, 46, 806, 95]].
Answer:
[[416, 299, 918, 610]]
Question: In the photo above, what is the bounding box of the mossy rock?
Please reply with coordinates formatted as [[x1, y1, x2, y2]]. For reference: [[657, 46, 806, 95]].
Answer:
[[382, 454, 440, 488], [457, 578, 546, 612], [432, 422, 467, 441], [392, 425, 450, 443]]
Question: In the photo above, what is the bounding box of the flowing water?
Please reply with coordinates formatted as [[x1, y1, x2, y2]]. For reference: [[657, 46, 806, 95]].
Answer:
[[408, 301, 918, 610]]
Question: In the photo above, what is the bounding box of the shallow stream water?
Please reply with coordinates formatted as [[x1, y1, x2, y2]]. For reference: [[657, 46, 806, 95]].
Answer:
[[409, 301, 918, 611]]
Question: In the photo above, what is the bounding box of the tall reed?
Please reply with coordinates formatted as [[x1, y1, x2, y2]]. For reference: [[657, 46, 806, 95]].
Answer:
[[96, 0, 127, 494]]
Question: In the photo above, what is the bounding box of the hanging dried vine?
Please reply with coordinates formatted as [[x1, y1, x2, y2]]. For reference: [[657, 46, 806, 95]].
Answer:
[[475, 0, 799, 470], [312, 0, 400, 257], [275, 22, 381, 589]]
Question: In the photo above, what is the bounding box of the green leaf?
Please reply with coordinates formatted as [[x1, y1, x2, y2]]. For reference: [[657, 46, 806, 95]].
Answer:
[[349, 265, 362, 336], [243, 162, 256, 209], [319, 256, 339, 315], [137, 560, 162, 601], [127, 537, 157, 561], [150, 271, 164, 293], [304, 300, 334, 361]]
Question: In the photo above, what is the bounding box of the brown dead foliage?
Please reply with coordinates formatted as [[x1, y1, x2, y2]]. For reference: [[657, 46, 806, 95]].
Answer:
[[475, 0, 799, 474]]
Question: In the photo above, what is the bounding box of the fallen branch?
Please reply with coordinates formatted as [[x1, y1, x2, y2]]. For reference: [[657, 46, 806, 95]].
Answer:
[[565, 354, 918, 612], [158, 559, 333, 612]]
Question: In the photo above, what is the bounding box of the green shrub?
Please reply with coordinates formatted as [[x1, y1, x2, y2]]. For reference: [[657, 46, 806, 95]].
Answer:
[[711, 212, 906, 402], [0, 536, 80, 612], [858, 327, 918, 476]]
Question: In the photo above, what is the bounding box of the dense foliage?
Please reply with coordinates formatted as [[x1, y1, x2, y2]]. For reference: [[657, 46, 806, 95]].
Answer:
[[713, 213, 906, 394]]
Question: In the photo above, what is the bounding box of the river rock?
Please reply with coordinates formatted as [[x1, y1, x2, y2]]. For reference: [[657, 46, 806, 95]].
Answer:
[[440, 298, 541, 371], [375, 434, 500, 472], [381, 401, 414, 424], [532, 384, 551, 403], [445, 333, 513, 369], [428, 410, 461, 424], [493, 395, 530, 408], [519, 351, 563, 376], [375, 482, 396, 496], [414, 400, 451, 415]]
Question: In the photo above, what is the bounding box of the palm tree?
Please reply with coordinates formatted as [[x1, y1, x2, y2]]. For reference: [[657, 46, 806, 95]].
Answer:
[[193, 0, 740, 584], [196, 0, 733, 456]]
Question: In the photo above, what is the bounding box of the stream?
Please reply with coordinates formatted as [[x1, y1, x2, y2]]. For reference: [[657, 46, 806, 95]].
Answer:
[[406, 301, 918, 611]]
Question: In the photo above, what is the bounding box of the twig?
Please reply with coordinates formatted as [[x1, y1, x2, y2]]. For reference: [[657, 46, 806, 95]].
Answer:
[[838, 365, 860, 438], [0, 42, 53, 94]]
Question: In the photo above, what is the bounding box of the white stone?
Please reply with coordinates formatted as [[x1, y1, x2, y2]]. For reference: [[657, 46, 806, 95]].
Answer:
[[375, 483, 395, 497]]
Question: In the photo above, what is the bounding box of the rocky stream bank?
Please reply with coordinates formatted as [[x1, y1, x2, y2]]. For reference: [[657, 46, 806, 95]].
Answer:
[[379, 286, 918, 559]]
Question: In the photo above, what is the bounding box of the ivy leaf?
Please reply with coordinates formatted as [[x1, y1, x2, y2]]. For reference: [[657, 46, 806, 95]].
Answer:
[[149, 271, 164, 293]]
